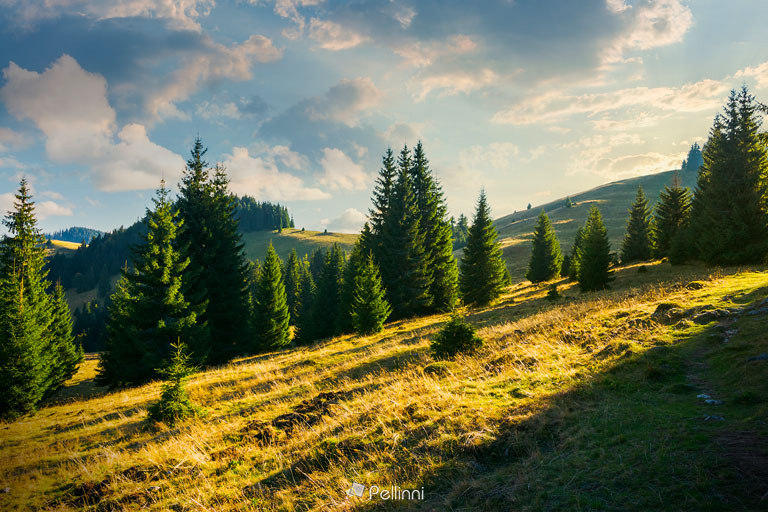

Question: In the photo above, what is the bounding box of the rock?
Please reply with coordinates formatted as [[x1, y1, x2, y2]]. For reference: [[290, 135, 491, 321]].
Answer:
[[703, 415, 725, 421], [686, 281, 706, 290], [747, 353, 768, 362], [697, 394, 711, 399], [705, 399, 723, 405], [692, 309, 733, 324], [0, 487, 9, 494], [651, 303, 686, 323]]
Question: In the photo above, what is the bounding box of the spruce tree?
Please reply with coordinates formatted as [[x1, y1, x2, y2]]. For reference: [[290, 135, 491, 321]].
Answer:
[[45, 282, 83, 393], [620, 187, 652, 263], [350, 253, 391, 335], [294, 259, 315, 344], [567, 226, 586, 280], [652, 175, 692, 259], [577, 206, 614, 292], [691, 87, 768, 264], [283, 249, 302, 322], [252, 243, 290, 350], [0, 180, 64, 418], [410, 141, 458, 312], [379, 146, 432, 317], [526, 211, 563, 283], [148, 341, 200, 426], [369, 148, 397, 262], [336, 241, 366, 334], [176, 139, 250, 365], [98, 182, 203, 387], [459, 190, 510, 306], [307, 244, 345, 340]]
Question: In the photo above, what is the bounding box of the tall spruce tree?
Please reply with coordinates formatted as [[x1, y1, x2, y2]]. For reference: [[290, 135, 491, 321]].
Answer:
[[459, 190, 510, 306], [691, 87, 768, 264], [567, 226, 586, 280], [526, 211, 563, 283], [577, 206, 614, 292], [98, 182, 203, 387], [620, 187, 653, 263], [410, 141, 458, 311], [369, 148, 398, 262], [0, 179, 80, 418], [45, 283, 83, 394], [252, 243, 290, 350], [176, 139, 250, 365], [336, 242, 366, 334], [379, 146, 432, 317], [294, 258, 316, 344], [350, 253, 391, 335], [652, 175, 692, 259], [283, 249, 302, 323], [307, 244, 345, 340]]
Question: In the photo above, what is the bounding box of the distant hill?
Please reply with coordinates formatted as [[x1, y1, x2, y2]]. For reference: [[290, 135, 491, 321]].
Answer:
[[45, 226, 103, 244], [492, 168, 698, 281], [242, 228, 358, 262]]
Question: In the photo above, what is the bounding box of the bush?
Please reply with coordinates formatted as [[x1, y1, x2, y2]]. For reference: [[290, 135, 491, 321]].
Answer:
[[637, 265, 648, 273], [148, 342, 201, 426], [431, 315, 483, 358], [546, 284, 560, 301]]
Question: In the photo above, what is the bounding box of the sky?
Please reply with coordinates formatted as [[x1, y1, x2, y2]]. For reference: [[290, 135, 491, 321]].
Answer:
[[0, 0, 767, 234]]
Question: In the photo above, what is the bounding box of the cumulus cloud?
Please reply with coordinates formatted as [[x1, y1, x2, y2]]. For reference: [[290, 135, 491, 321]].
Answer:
[[603, 0, 693, 64], [0, 191, 72, 220], [223, 146, 329, 201], [459, 142, 521, 172], [147, 34, 282, 120], [0, 127, 31, 153], [3, 0, 215, 31], [309, 18, 369, 50], [413, 68, 498, 101], [734, 61, 768, 89], [318, 147, 368, 191], [0, 55, 184, 191], [306, 77, 382, 126], [394, 34, 477, 68], [382, 122, 425, 146], [493, 78, 729, 125], [320, 207, 367, 233]]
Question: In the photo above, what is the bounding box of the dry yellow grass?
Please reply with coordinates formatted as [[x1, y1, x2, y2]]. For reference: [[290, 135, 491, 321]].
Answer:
[[1, 262, 767, 510]]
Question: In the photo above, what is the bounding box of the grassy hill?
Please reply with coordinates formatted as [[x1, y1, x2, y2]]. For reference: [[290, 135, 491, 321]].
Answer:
[[46, 239, 81, 254], [242, 228, 358, 262], [2, 261, 767, 510], [493, 168, 698, 281]]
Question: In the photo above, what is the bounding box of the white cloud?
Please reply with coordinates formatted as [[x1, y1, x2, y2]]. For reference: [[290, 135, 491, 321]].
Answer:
[[394, 35, 478, 68], [223, 146, 329, 201], [270, 145, 308, 171], [1, 55, 185, 191], [5, 0, 215, 31], [493, 78, 729, 125], [603, 0, 693, 64], [196, 101, 242, 120], [318, 147, 368, 191], [460, 142, 521, 172], [320, 207, 367, 233], [382, 122, 425, 146], [734, 61, 768, 90], [0, 191, 72, 220], [271, 0, 324, 39], [590, 112, 669, 131], [309, 18, 369, 50], [147, 34, 282, 120], [40, 190, 63, 200], [306, 77, 382, 126], [0, 127, 31, 153], [413, 68, 498, 101]]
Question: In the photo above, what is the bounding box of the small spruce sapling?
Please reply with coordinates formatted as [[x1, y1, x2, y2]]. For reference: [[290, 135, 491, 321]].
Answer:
[[148, 341, 200, 426]]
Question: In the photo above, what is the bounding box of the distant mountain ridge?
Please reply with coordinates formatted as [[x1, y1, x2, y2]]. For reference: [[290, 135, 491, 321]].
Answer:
[[45, 226, 103, 244]]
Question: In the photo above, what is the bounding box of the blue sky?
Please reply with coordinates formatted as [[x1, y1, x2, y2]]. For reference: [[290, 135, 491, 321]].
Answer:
[[0, 0, 767, 234]]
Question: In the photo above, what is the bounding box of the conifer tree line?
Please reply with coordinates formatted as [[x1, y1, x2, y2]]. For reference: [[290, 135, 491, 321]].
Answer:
[[0, 179, 83, 419], [526, 86, 768, 292]]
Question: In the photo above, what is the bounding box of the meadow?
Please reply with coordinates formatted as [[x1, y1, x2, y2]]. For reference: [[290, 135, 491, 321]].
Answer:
[[1, 261, 766, 511]]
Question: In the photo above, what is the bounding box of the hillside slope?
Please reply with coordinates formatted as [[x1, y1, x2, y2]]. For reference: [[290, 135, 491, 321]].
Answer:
[[242, 228, 358, 262], [2, 262, 767, 511], [494, 168, 698, 281]]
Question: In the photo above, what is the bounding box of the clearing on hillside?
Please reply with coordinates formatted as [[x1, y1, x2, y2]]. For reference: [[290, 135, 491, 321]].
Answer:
[[1, 262, 767, 511]]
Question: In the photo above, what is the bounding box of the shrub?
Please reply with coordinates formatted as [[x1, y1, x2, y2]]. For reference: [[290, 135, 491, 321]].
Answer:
[[546, 284, 560, 301], [637, 265, 648, 273], [148, 342, 200, 426], [431, 315, 483, 358]]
